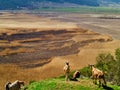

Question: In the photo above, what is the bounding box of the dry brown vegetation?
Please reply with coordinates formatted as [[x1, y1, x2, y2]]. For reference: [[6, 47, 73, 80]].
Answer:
[[0, 12, 120, 90]]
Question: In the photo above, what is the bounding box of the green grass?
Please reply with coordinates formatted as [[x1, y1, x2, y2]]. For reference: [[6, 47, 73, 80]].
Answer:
[[35, 6, 120, 14], [22, 77, 120, 90]]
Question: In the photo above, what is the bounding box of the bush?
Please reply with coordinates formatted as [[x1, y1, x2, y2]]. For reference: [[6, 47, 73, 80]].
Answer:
[[95, 48, 120, 85], [80, 66, 91, 78], [29, 80, 36, 84], [96, 53, 116, 82], [114, 48, 120, 85], [115, 48, 120, 60]]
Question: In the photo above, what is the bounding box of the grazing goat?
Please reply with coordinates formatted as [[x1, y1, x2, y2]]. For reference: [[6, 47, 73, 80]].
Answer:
[[63, 61, 70, 81], [89, 65, 106, 87], [5, 80, 24, 90], [72, 70, 80, 81]]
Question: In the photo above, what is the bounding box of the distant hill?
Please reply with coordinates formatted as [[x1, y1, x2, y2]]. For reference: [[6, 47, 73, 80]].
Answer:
[[0, 0, 120, 10]]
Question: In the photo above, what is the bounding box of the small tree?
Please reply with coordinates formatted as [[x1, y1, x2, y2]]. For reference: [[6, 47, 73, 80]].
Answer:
[[96, 48, 120, 85], [96, 53, 115, 71], [115, 48, 120, 60], [114, 48, 120, 85], [96, 53, 115, 82], [80, 66, 91, 78]]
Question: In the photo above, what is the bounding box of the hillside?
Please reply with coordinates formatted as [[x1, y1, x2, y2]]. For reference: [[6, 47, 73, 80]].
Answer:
[[22, 77, 120, 90], [0, 0, 120, 10]]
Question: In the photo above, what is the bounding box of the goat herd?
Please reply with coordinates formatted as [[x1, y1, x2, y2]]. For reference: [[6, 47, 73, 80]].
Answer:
[[63, 62, 107, 87], [5, 62, 106, 90]]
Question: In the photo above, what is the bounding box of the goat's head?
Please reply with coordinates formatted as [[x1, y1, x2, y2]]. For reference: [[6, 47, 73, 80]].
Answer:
[[18, 81, 25, 88], [88, 64, 94, 67], [65, 61, 69, 65], [88, 64, 95, 70]]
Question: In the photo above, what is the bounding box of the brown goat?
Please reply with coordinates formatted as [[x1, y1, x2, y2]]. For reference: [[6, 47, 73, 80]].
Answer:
[[63, 61, 70, 81], [5, 80, 24, 90], [89, 65, 106, 87]]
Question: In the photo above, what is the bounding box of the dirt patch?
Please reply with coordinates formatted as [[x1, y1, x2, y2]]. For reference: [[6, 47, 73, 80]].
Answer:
[[0, 28, 111, 68]]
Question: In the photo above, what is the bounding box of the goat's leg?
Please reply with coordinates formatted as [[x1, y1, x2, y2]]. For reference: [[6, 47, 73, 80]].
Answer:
[[94, 75, 98, 85], [65, 73, 69, 81], [92, 76, 95, 84], [95, 78, 97, 85], [92, 75, 97, 85], [93, 77, 97, 85], [91, 75, 96, 84], [102, 76, 107, 86], [92, 78, 95, 84], [98, 78, 102, 87]]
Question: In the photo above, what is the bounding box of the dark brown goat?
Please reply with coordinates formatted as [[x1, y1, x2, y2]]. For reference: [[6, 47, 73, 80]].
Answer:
[[5, 80, 24, 90]]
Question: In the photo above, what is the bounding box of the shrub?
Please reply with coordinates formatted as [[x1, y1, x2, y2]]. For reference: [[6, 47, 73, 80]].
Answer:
[[96, 53, 115, 70], [95, 48, 120, 85], [96, 53, 116, 81], [80, 66, 91, 78], [115, 48, 120, 60], [29, 80, 36, 84], [114, 48, 120, 85]]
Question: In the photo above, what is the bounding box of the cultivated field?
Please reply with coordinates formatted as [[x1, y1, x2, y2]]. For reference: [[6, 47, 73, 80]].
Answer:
[[0, 11, 120, 89]]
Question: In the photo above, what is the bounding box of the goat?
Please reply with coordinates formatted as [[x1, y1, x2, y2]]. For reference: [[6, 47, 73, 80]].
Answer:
[[63, 61, 70, 81], [72, 70, 80, 81], [5, 80, 24, 90], [89, 65, 106, 87]]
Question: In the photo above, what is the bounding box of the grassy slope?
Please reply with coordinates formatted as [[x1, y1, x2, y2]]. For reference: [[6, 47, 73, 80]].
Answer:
[[23, 77, 120, 90], [36, 6, 120, 14]]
